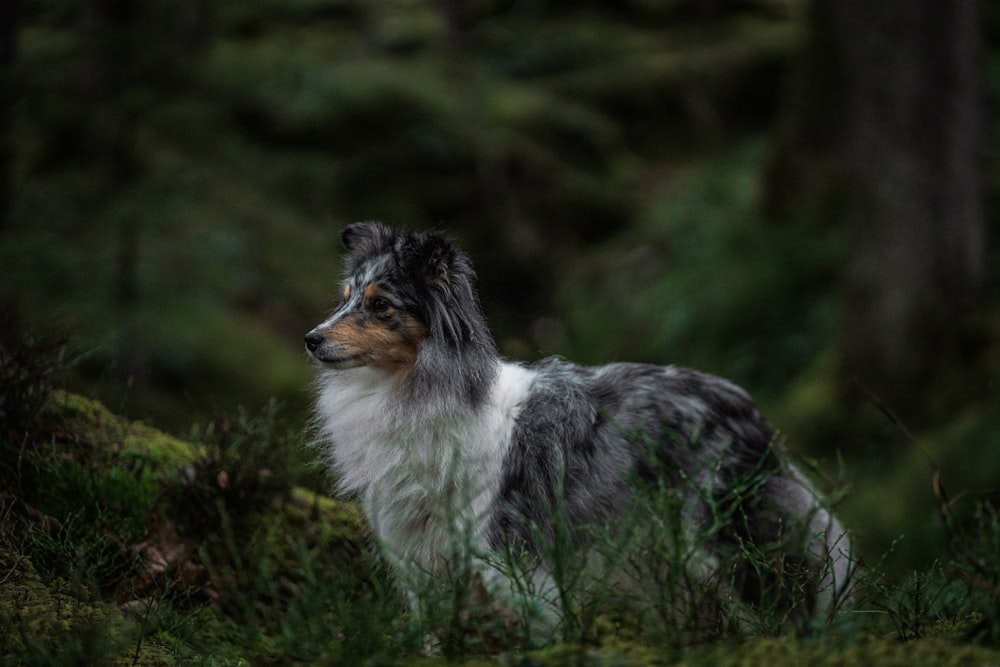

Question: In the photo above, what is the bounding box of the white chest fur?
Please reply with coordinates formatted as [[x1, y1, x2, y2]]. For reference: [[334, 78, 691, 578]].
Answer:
[[314, 362, 536, 570]]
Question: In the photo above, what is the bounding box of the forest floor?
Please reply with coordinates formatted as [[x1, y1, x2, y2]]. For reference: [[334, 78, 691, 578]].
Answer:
[[2, 335, 1000, 666]]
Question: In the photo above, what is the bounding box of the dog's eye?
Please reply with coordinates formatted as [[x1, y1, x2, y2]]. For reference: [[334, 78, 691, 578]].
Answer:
[[369, 297, 390, 314]]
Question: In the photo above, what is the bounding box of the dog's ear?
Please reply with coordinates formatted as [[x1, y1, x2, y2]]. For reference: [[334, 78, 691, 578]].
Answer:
[[418, 233, 455, 293], [341, 221, 392, 254], [397, 231, 462, 294], [398, 231, 487, 350]]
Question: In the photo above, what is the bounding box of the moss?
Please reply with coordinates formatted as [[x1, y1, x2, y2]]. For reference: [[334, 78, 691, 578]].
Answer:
[[286, 486, 367, 537], [526, 641, 671, 666], [243, 485, 373, 582], [0, 549, 176, 666], [481, 634, 1000, 667], [40, 390, 201, 468], [684, 635, 1000, 667]]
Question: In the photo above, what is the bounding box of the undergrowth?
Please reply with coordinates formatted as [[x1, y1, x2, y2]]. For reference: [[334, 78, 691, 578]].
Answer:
[[2, 321, 1000, 665]]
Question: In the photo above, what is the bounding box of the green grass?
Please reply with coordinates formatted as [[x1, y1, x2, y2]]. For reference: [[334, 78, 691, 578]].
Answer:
[[2, 326, 1000, 665]]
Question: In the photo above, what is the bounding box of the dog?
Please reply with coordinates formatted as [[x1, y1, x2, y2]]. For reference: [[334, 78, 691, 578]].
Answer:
[[305, 221, 852, 642]]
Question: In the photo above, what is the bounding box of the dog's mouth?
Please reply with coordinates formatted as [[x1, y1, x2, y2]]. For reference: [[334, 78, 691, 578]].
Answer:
[[323, 356, 366, 370], [306, 348, 366, 370]]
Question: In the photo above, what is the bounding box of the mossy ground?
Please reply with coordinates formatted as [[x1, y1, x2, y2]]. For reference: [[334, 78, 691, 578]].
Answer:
[[2, 384, 1000, 665]]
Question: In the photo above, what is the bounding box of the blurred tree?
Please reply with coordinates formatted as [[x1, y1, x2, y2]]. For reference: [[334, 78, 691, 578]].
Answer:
[[74, 0, 203, 388], [0, 0, 15, 232], [79, 0, 146, 385], [764, 0, 985, 418]]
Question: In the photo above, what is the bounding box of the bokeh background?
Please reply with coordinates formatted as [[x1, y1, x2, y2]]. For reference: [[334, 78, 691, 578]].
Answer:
[[2, 0, 999, 574]]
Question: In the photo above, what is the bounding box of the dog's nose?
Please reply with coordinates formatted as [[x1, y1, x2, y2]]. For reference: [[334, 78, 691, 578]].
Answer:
[[304, 331, 325, 351]]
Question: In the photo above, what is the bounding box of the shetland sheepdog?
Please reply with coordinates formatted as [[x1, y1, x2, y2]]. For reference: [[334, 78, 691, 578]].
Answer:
[[306, 221, 852, 641]]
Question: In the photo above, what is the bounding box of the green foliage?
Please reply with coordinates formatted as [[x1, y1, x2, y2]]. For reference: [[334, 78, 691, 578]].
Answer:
[[557, 140, 844, 398], [164, 399, 319, 539], [0, 311, 69, 442], [1, 326, 1000, 665], [4, 0, 801, 432]]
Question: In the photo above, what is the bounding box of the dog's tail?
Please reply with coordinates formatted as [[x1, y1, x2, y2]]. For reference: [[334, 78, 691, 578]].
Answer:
[[765, 465, 854, 621]]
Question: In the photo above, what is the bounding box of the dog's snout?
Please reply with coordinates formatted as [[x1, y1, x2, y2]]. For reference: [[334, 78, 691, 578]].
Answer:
[[304, 331, 325, 351]]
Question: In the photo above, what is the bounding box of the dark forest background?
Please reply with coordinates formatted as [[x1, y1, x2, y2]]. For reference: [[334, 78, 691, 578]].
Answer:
[[2, 0, 1000, 628]]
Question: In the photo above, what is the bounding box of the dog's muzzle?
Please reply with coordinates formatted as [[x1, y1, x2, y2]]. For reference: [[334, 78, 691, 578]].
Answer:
[[304, 328, 364, 369]]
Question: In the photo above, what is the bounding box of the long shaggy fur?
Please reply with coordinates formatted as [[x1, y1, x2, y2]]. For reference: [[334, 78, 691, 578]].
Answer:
[[306, 221, 852, 639]]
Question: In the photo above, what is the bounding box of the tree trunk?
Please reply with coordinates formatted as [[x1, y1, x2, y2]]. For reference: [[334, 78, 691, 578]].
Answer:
[[80, 0, 147, 385], [0, 0, 17, 233], [764, 0, 985, 416]]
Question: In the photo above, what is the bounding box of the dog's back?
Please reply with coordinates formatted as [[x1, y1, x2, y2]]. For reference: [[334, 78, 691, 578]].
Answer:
[[487, 358, 851, 622]]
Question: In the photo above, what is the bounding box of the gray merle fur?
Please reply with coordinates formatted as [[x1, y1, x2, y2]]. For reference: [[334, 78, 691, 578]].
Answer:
[[485, 359, 803, 611]]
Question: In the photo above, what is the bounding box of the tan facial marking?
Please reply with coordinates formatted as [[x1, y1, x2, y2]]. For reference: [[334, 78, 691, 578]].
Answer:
[[324, 318, 369, 349], [402, 315, 429, 344], [322, 309, 429, 371]]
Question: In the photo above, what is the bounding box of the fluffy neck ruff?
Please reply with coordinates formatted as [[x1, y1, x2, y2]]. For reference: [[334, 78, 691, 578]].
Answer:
[[313, 362, 535, 568]]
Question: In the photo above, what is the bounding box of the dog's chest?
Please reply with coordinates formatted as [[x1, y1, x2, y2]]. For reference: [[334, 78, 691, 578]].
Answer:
[[319, 363, 537, 566], [348, 412, 516, 567]]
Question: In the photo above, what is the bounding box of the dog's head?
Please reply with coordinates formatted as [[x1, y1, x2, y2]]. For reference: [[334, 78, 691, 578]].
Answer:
[[305, 222, 490, 373]]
